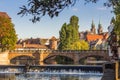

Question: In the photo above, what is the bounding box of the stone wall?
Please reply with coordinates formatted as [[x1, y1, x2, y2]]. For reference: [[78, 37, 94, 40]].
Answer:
[[101, 69, 115, 80], [0, 51, 10, 65]]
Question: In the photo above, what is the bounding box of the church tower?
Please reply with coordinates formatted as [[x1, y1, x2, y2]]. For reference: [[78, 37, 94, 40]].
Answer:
[[49, 36, 58, 50], [98, 20, 103, 34], [91, 20, 96, 34]]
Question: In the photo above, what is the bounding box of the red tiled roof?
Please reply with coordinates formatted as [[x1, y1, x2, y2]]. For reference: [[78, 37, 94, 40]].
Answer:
[[86, 34, 103, 42]]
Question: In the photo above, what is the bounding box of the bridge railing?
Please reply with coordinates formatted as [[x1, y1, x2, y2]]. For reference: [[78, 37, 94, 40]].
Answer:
[[9, 49, 52, 53], [9, 49, 108, 54], [52, 50, 108, 53]]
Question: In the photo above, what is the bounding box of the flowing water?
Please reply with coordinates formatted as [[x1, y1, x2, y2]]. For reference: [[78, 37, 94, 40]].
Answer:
[[0, 65, 103, 80]]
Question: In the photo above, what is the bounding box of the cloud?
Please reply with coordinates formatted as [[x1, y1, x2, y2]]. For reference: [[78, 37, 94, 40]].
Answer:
[[72, 8, 79, 12], [97, 7, 107, 11]]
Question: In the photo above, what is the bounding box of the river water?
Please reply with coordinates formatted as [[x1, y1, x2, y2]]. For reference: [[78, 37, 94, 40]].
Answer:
[[0, 73, 102, 80], [0, 65, 103, 80], [0, 71, 102, 80]]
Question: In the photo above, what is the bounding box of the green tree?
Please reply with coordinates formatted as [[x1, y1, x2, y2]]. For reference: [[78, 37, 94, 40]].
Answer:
[[18, 0, 117, 23], [71, 40, 89, 50], [112, 1, 120, 45], [113, 0, 120, 15], [58, 15, 89, 50], [59, 23, 67, 49], [114, 15, 120, 45], [69, 16, 79, 42], [0, 16, 17, 51]]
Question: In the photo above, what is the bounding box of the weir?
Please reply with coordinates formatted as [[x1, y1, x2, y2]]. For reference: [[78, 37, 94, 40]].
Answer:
[[0, 65, 103, 80], [0, 65, 103, 73]]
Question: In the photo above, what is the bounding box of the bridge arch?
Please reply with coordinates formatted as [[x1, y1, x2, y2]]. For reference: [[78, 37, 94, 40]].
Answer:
[[44, 54, 74, 60], [43, 50, 110, 64], [10, 55, 39, 65], [7, 50, 110, 65], [9, 52, 36, 60], [43, 54, 74, 64], [78, 51, 110, 61], [9, 51, 41, 65], [9, 54, 35, 61]]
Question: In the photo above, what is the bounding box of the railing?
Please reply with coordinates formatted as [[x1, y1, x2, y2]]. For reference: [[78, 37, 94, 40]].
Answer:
[[52, 50, 108, 54], [9, 49, 108, 54], [9, 49, 52, 53]]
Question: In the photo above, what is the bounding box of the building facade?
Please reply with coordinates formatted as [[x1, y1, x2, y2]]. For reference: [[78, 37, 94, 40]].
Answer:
[[79, 20, 108, 50]]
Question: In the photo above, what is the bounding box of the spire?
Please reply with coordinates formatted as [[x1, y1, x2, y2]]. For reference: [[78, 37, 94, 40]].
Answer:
[[98, 19, 102, 28], [91, 19, 95, 28], [98, 20, 103, 34], [91, 19, 96, 34]]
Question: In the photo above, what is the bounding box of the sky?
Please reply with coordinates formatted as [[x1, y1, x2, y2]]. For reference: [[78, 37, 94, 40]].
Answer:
[[0, 0, 114, 39]]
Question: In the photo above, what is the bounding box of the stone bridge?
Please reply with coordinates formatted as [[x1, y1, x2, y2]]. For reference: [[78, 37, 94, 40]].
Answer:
[[0, 50, 110, 65], [44, 50, 110, 64]]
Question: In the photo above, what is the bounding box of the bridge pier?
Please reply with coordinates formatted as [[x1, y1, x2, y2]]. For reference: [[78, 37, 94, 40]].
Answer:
[[39, 61, 44, 65], [74, 60, 79, 64], [39, 50, 51, 65], [73, 54, 80, 65], [39, 51, 44, 65]]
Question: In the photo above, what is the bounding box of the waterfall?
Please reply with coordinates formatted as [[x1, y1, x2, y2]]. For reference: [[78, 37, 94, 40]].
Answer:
[[0, 65, 103, 80]]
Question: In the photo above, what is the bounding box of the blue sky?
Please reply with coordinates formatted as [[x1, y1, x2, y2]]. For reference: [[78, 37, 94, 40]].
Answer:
[[0, 0, 114, 39]]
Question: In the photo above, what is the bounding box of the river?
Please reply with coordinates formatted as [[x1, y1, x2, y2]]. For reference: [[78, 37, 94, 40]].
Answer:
[[0, 65, 103, 80], [0, 72, 102, 80]]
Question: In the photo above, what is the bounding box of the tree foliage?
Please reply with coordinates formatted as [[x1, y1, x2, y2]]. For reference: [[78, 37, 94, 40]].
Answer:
[[18, 0, 118, 23], [114, 15, 120, 45], [18, 0, 77, 23], [58, 15, 89, 50], [112, 0, 120, 14], [0, 16, 17, 51], [71, 40, 89, 50], [112, 0, 120, 45]]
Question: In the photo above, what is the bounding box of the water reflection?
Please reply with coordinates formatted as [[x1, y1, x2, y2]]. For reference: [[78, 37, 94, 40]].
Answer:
[[0, 72, 102, 80]]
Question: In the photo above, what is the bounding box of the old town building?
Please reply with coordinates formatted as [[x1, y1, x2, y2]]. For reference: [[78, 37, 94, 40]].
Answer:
[[16, 36, 59, 50], [79, 20, 108, 50], [49, 36, 58, 50]]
